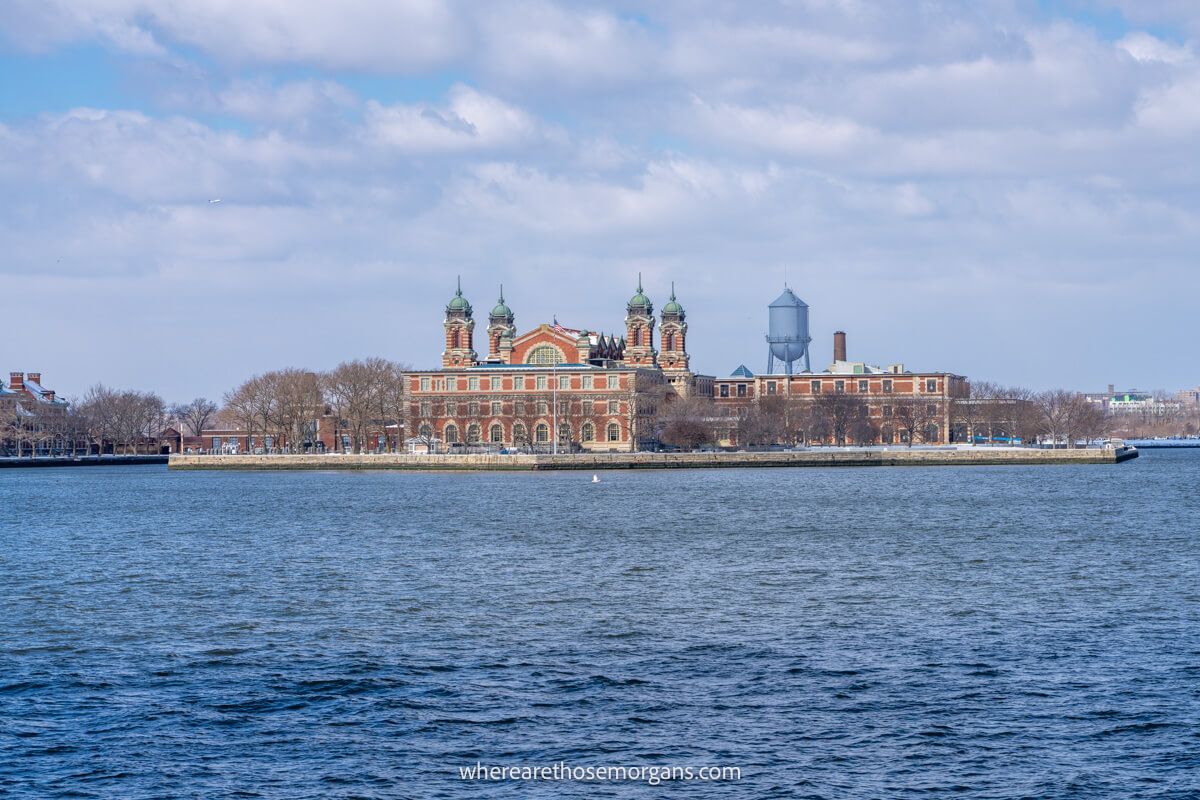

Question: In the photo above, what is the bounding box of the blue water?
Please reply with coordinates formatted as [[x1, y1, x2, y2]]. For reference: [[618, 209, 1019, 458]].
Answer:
[[2, 452, 1198, 798]]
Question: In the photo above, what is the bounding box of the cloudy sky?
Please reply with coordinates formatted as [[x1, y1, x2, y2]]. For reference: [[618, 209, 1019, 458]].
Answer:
[[2, 1, 1198, 401]]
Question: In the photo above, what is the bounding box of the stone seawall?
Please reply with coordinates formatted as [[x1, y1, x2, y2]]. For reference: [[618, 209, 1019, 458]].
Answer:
[[169, 446, 1137, 471]]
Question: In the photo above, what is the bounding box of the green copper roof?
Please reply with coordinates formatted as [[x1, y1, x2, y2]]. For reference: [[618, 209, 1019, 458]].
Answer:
[[628, 273, 652, 310], [490, 285, 512, 318], [447, 276, 471, 312], [661, 282, 683, 315]]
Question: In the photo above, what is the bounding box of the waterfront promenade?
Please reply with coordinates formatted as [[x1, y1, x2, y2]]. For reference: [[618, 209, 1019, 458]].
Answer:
[[170, 445, 1137, 471]]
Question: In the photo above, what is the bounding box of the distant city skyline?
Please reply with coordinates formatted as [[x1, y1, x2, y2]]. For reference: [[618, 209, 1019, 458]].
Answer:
[[3, 1, 1199, 401]]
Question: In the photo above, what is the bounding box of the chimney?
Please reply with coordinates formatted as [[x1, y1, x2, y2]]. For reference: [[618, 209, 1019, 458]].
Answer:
[[833, 331, 847, 363], [9, 372, 23, 390], [28, 372, 41, 385], [1107, 383, 1114, 395]]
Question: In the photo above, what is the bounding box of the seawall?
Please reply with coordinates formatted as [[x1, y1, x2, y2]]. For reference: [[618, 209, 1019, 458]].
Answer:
[[0, 455, 169, 469], [169, 446, 1138, 472]]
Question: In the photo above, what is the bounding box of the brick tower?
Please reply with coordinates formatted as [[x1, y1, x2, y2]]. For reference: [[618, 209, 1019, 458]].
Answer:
[[659, 282, 690, 375], [623, 274, 657, 367], [486, 285, 516, 363], [442, 277, 477, 368]]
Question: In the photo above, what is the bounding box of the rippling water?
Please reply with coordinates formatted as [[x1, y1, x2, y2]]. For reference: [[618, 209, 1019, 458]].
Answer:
[[2, 452, 1198, 798]]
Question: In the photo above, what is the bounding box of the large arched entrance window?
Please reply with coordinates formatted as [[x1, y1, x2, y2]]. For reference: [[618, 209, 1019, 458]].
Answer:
[[490, 424, 503, 443], [513, 423, 528, 445], [444, 423, 459, 444], [527, 345, 564, 366], [607, 422, 621, 442], [466, 424, 481, 444], [581, 422, 595, 442], [535, 423, 550, 443]]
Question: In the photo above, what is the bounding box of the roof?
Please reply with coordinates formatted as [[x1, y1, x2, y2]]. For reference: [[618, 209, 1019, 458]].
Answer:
[[730, 365, 754, 378], [20, 379, 68, 404]]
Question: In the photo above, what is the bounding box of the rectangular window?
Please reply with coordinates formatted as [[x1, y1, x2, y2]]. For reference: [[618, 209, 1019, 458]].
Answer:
[[719, 384, 729, 398], [536, 375, 547, 390], [767, 382, 777, 395], [468, 401, 480, 416], [608, 400, 619, 414], [737, 384, 747, 397], [582, 400, 593, 416], [926, 378, 938, 392], [515, 401, 526, 415], [883, 405, 892, 417], [420, 401, 432, 416], [883, 379, 893, 393], [446, 401, 458, 416], [212, 437, 221, 449], [491, 401, 502, 415], [835, 380, 845, 393], [559, 375, 569, 390], [514, 375, 525, 390], [420, 376, 430, 392], [858, 379, 868, 392], [928, 403, 938, 414], [811, 380, 821, 393], [582, 375, 593, 389], [468, 376, 479, 391], [537, 400, 549, 415], [446, 376, 457, 391]]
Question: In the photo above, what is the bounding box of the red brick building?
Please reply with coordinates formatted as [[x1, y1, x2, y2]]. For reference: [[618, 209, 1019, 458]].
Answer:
[[411, 278, 705, 452]]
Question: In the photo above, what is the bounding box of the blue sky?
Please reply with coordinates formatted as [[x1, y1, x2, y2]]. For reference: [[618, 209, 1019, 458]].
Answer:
[[2, 0, 1199, 401]]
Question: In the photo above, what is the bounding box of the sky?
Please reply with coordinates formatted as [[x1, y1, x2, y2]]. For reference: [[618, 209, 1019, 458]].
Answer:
[[2, 0, 1199, 402]]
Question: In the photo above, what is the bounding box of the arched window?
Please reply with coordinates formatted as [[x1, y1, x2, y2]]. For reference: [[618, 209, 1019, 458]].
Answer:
[[450, 329, 460, 348], [490, 424, 503, 443], [467, 424, 481, 444], [581, 422, 595, 442], [418, 423, 432, 439], [607, 422, 621, 442], [631, 328, 640, 346], [444, 423, 459, 444], [527, 345, 563, 366], [513, 423, 528, 444], [535, 423, 550, 443], [665, 332, 674, 351]]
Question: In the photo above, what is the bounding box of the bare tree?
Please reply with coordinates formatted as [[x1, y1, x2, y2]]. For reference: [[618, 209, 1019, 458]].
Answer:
[[892, 398, 942, 446], [656, 396, 716, 449], [171, 397, 218, 437], [323, 357, 396, 453]]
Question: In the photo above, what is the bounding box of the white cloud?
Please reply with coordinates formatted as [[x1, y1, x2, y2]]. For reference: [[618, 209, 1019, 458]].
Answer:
[[363, 85, 557, 153]]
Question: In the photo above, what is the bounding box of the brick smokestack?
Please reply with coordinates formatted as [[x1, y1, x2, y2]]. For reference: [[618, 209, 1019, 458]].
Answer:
[[27, 372, 41, 385], [833, 331, 847, 363], [9, 372, 23, 390]]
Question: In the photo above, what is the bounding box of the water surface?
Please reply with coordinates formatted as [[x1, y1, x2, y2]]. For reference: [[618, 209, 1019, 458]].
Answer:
[[2, 452, 1198, 798]]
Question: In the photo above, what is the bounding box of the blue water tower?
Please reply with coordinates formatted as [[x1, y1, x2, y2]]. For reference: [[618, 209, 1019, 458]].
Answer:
[[766, 287, 812, 375]]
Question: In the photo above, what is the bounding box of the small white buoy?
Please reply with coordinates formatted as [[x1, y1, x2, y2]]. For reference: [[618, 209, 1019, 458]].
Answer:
[[591, 474, 600, 483]]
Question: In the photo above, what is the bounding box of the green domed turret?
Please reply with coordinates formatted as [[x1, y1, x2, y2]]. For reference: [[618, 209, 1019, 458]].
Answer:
[[661, 282, 684, 316], [490, 285, 513, 319], [627, 273, 653, 313], [446, 276, 472, 314]]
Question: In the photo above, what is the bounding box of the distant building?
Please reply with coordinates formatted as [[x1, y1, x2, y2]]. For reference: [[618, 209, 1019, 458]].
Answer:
[[409, 278, 708, 452], [1, 372, 75, 456]]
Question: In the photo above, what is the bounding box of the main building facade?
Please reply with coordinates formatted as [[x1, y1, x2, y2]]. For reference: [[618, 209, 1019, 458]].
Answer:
[[408, 279, 704, 452]]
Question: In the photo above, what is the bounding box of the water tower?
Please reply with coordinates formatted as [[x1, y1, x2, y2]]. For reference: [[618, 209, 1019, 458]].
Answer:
[[766, 286, 812, 375]]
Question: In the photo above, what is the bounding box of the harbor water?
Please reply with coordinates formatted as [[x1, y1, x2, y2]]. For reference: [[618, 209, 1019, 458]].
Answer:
[[1, 451, 1197, 798]]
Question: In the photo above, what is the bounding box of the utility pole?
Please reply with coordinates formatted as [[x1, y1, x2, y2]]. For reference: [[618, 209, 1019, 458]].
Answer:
[[552, 363, 558, 456]]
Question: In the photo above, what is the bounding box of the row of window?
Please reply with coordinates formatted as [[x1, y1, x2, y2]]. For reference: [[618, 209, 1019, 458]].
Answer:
[[418, 373, 615, 393], [417, 399, 622, 417], [418, 420, 624, 443], [719, 377, 941, 397]]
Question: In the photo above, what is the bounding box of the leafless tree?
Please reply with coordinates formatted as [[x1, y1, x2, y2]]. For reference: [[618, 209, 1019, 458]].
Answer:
[[892, 398, 942, 446], [656, 396, 716, 449], [323, 357, 397, 453], [171, 397, 218, 437]]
